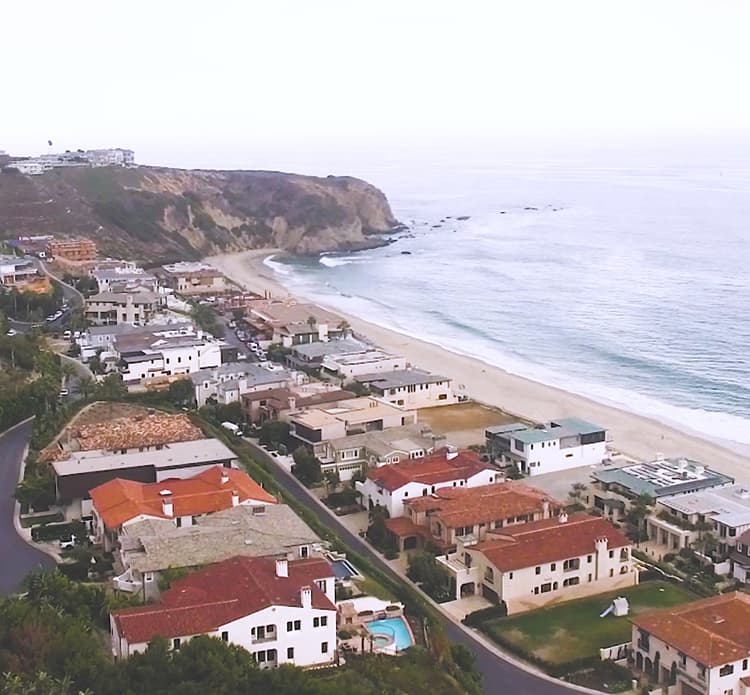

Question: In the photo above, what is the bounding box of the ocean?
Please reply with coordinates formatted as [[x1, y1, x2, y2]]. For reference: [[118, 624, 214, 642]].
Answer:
[[261, 147, 750, 450]]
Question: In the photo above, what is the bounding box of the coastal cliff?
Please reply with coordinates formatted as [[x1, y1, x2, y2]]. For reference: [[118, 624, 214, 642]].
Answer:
[[0, 166, 399, 260]]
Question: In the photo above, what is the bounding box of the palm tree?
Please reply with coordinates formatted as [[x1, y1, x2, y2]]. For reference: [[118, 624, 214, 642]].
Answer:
[[337, 319, 351, 337]]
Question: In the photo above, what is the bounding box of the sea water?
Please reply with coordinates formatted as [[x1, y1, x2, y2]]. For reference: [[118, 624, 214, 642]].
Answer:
[[262, 146, 750, 450]]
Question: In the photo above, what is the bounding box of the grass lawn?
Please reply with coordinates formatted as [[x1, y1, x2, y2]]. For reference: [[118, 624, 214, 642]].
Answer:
[[353, 575, 395, 601], [480, 581, 698, 666]]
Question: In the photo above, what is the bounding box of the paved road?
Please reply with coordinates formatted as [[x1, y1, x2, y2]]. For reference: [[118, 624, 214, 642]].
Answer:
[[246, 442, 582, 695], [0, 421, 56, 595]]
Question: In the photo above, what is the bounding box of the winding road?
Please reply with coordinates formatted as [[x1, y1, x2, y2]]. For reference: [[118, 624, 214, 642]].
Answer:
[[246, 441, 586, 695], [0, 421, 56, 594]]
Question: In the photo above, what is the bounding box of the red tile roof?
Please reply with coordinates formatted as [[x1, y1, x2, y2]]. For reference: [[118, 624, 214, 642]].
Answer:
[[632, 592, 750, 667], [475, 513, 630, 571], [91, 466, 276, 529], [405, 482, 559, 528], [112, 556, 335, 644], [367, 449, 493, 492]]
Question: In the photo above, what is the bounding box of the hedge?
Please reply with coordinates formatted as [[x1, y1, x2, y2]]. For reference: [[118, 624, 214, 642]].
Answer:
[[31, 521, 81, 542]]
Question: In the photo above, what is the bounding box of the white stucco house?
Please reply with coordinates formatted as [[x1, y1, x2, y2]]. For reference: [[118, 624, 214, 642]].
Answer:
[[110, 556, 337, 668], [631, 592, 750, 695], [355, 448, 497, 518]]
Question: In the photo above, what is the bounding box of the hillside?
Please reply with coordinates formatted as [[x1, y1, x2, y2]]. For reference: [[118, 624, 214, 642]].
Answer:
[[0, 166, 401, 261]]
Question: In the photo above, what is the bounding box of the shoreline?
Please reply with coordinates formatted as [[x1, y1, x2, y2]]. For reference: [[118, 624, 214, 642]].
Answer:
[[208, 249, 750, 483]]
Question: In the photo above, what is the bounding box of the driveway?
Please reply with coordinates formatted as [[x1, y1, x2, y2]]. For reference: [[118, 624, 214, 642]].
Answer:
[[0, 421, 56, 594], [243, 441, 585, 695]]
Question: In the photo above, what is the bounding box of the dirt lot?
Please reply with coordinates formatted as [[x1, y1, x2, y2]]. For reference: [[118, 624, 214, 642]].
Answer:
[[417, 401, 528, 448]]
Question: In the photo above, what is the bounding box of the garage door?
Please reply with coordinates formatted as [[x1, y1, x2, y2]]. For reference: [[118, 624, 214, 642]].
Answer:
[[680, 680, 703, 695]]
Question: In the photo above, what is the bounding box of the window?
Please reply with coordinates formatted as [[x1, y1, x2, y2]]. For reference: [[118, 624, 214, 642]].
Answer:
[[508, 572, 513, 579], [719, 664, 734, 677], [563, 576, 579, 587], [540, 582, 552, 593], [609, 569, 614, 577], [609, 549, 614, 558], [321, 642, 329, 654], [587, 554, 592, 563], [221, 631, 229, 641], [313, 617, 320, 627], [484, 567, 494, 583], [535, 566, 541, 575], [744, 659, 748, 670], [287, 647, 294, 660], [300, 545, 309, 558], [563, 558, 580, 572], [294, 620, 301, 631], [315, 579, 327, 594], [173, 638, 181, 650], [286, 620, 301, 632], [550, 563, 556, 571]]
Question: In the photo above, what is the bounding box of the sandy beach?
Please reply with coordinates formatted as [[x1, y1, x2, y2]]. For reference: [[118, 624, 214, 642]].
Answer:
[[208, 249, 750, 483]]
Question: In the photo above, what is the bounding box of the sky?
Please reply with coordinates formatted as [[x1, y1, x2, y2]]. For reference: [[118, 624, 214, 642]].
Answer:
[[3, 1, 750, 170]]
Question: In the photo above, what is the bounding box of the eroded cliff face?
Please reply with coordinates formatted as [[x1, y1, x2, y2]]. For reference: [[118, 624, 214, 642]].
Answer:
[[0, 166, 399, 261]]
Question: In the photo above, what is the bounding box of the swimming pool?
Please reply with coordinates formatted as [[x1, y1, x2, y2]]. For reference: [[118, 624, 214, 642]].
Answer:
[[366, 617, 414, 652], [330, 558, 360, 579]]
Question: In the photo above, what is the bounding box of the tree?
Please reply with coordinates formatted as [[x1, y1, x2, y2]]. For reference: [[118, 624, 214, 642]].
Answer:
[[337, 319, 351, 336], [292, 446, 321, 486], [77, 377, 96, 400], [15, 471, 56, 511], [87, 350, 104, 375], [258, 420, 289, 448], [366, 505, 394, 551], [168, 378, 194, 407], [567, 482, 587, 511], [407, 550, 451, 601], [323, 469, 340, 495], [95, 373, 127, 400], [191, 303, 224, 338], [625, 493, 654, 543], [343, 380, 370, 397], [306, 315, 317, 331], [231, 308, 245, 322]]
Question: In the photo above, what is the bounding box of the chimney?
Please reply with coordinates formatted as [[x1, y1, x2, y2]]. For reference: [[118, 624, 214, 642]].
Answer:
[[276, 558, 288, 578], [159, 489, 173, 517], [300, 585, 312, 609], [445, 445, 458, 461], [559, 511, 568, 523], [543, 500, 550, 518], [288, 396, 297, 411], [231, 490, 240, 506], [220, 471, 230, 485]]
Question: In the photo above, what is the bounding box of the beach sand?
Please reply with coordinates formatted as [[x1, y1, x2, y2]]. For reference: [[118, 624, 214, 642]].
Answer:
[[208, 250, 750, 483]]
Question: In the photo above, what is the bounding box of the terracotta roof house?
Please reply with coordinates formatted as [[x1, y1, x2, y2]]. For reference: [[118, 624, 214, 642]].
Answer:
[[241, 387, 355, 426], [436, 513, 635, 611], [91, 465, 276, 545], [631, 592, 750, 693], [355, 448, 498, 518], [387, 482, 561, 552], [110, 556, 337, 668]]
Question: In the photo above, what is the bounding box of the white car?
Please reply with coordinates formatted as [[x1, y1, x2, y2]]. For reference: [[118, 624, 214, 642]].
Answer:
[[6, 328, 17, 336], [59, 535, 76, 550], [63, 330, 72, 339]]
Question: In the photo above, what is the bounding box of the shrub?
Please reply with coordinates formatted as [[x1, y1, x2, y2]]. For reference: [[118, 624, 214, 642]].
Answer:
[[462, 602, 508, 627], [31, 520, 86, 543]]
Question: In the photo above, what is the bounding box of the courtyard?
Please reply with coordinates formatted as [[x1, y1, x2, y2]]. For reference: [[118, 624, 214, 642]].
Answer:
[[417, 402, 525, 448]]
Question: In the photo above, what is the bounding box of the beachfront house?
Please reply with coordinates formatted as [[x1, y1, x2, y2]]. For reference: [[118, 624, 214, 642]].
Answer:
[[590, 456, 734, 523], [437, 512, 635, 609], [110, 556, 337, 667], [84, 291, 162, 326], [248, 299, 345, 347], [646, 484, 750, 562], [354, 369, 458, 409], [485, 417, 608, 476], [630, 592, 750, 694], [355, 448, 497, 518]]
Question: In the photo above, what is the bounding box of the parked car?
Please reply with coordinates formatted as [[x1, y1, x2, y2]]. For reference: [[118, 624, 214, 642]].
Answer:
[[6, 328, 17, 336], [59, 535, 76, 550], [63, 330, 72, 339]]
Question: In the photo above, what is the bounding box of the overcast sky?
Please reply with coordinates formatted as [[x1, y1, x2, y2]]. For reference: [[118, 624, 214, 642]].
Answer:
[[3, 1, 750, 169]]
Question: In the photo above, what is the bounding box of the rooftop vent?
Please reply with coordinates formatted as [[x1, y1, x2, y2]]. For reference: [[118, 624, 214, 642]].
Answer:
[[712, 615, 725, 624], [158, 489, 172, 497]]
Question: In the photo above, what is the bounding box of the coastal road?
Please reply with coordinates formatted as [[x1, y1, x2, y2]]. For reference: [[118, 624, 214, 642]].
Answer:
[[244, 442, 584, 695], [0, 420, 56, 594]]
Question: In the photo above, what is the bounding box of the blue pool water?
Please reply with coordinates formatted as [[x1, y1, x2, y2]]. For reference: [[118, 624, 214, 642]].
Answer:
[[366, 618, 414, 652], [330, 559, 358, 579]]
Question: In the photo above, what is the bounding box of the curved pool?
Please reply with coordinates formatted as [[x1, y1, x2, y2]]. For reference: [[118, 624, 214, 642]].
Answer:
[[366, 617, 414, 652]]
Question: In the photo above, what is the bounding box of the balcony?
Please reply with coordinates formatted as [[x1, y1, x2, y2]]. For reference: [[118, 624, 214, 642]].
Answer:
[[436, 554, 479, 583], [113, 570, 142, 593], [252, 632, 277, 644]]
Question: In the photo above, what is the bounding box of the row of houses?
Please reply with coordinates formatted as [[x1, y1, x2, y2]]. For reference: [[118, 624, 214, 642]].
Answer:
[[3, 147, 134, 175]]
